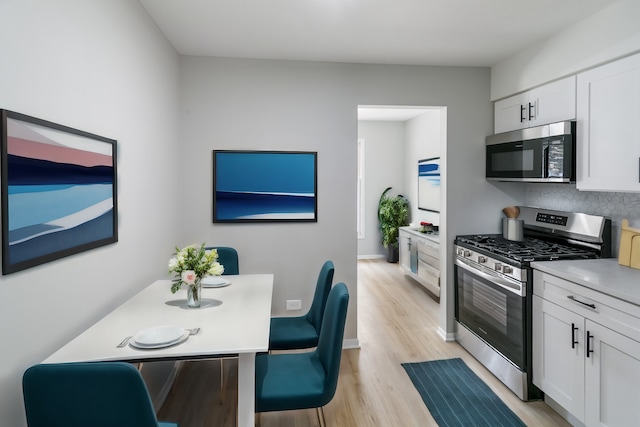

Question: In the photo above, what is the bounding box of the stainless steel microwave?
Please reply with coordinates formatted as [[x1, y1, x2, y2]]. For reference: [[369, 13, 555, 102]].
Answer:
[[486, 121, 575, 182]]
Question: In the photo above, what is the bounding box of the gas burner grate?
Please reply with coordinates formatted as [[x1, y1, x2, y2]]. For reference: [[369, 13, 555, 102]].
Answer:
[[455, 234, 599, 262]]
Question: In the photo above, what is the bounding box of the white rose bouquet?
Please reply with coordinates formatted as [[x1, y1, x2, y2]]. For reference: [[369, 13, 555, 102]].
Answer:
[[168, 244, 225, 294]]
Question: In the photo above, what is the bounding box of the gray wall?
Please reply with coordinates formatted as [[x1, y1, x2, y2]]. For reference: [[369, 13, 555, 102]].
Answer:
[[0, 1, 181, 425], [179, 57, 515, 343]]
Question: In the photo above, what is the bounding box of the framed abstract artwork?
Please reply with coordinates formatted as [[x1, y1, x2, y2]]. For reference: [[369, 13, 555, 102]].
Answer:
[[418, 157, 440, 213], [212, 150, 317, 223], [1, 110, 118, 274]]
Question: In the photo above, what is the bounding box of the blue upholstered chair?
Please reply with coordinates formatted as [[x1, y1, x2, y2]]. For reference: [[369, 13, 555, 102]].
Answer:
[[269, 260, 335, 350], [206, 246, 239, 275], [256, 282, 349, 426], [22, 362, 179, 427]]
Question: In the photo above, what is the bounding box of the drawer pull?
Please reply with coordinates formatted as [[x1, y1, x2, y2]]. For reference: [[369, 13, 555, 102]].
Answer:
[[571, 323, 579, 349], [567, 295, 596, 309]]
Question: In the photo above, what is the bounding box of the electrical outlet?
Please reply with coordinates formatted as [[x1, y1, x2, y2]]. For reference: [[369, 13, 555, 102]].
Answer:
[[286, 299, 302, 310]]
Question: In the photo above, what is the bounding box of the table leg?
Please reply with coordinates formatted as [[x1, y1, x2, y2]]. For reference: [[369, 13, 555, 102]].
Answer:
[[237, 352, 256, 427]]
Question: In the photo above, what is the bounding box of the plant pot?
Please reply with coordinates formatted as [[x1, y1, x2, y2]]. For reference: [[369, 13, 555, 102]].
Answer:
[[387, 246, 399, 263]]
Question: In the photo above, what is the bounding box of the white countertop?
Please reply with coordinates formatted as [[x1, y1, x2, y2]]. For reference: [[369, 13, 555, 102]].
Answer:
[[400, 226, 439, 244], [531, 258, 640, 307]]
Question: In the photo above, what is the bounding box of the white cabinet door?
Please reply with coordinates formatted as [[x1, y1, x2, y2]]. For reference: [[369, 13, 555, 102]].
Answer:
[[584, 320, 640, 427], [528, 76, 576, 128], [577, 52, 640, 192], [494, 92, 529, 133], [494, 76, 576, 134], [533, 296, 585, 423]]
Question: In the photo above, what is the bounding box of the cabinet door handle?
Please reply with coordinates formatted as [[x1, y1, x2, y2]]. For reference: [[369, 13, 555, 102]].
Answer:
[[567, 295, 596, 310], [571, 323, 579, 349], [528, 102, 535, 120], [520, 105, 526, 123], [586, 331, 594, 358]]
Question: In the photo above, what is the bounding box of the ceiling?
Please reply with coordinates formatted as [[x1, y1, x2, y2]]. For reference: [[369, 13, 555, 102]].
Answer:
[[138, 0, 617, 68]]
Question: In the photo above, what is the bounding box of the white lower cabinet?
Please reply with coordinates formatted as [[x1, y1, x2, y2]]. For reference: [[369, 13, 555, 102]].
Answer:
[[533, 271, 640, 427], [398, 227, 440, 297], [532, 295, 585, 423], [584, 321, 640, 427]]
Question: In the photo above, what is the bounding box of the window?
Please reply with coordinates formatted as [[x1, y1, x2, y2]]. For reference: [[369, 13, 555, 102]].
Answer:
[[357, 138, 365, 239]]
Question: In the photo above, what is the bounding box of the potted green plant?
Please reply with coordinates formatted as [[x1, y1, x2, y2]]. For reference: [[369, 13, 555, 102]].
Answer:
[[378, 187, 409, 263]]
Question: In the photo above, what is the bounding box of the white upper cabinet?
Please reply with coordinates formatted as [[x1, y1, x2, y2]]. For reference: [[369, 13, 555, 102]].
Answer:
[[494, 76, 576, 134], [576, 52, 640, 192]]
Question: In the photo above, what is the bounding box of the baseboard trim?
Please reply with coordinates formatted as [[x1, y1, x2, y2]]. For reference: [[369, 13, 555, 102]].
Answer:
[[357, 254, 385, 260], [343, 338, 360, 349], [437, 326, 455, 342]]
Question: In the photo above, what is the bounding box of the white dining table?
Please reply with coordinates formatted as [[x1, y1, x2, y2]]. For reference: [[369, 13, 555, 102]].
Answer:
[[43, 274, 274, 427]]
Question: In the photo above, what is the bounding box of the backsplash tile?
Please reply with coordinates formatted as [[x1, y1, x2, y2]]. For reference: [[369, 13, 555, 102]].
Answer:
[[524, 183, 640, 257]]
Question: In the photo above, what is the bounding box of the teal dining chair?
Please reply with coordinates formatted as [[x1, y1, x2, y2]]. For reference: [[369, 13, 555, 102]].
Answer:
[[206, 246, 239, 275], [205, 246, 240, 393], [22, 362, 179, 427], [255, 282, 349, 426], [269, 260, 335, 350]]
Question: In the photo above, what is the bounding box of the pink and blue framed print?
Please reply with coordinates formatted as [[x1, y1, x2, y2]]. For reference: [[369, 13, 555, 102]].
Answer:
[[1, 110, 118, 274], [213, 150, 317, 223]]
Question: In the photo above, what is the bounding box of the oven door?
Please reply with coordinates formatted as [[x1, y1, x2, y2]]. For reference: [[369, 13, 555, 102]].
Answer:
[[454, 257, 526, 369]]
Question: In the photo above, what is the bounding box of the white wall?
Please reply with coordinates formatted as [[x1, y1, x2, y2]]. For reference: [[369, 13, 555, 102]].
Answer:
[[404, 110, 443, 227], [491, 0, 640, 100], [0, 1, 181, 425], [357, 121, 405, 257]]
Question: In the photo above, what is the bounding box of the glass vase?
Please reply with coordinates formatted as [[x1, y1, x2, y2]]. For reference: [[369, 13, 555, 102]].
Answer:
[[186, 280, 202, 308]]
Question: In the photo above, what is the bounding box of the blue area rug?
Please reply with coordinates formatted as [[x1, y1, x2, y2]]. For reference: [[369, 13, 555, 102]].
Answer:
[[402, 358, 526, 427]]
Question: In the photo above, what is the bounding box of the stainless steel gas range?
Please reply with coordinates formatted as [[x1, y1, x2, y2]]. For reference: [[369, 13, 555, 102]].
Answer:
[[454, 206, 611, 401]]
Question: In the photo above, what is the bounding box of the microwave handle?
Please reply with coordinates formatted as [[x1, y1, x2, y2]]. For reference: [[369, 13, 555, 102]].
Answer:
[[543, 145, 549, 178]]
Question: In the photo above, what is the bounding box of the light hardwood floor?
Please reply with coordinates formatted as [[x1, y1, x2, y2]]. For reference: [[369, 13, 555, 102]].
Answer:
[[157, 258, 570, 426]]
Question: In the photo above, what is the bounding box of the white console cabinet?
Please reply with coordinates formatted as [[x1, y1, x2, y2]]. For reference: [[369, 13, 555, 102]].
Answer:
[[398, 227, 440, 297], [532, 267, 640, 427]]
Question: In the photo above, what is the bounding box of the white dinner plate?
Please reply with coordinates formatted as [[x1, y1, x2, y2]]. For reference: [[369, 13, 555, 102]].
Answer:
[[130, 330, 189, 349], [132, 325, 185, 346], [202, 276, 231, 288]]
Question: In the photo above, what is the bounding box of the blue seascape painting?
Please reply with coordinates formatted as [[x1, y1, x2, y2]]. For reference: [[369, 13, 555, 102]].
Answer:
[[213, 151, 317, 222], [418, 157, 440, 213]]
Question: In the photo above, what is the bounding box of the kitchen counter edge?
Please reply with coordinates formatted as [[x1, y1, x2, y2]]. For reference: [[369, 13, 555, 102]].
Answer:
[[531, 258, 640, 307]]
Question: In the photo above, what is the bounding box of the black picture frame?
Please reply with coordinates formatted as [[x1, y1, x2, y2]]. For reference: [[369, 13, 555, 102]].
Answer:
[[1, 110, 118, 274], [212, 150, 317, 223]]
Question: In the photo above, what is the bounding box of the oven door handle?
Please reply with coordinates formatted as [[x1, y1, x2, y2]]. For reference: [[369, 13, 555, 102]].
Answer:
[[455, 257, 525, 296]]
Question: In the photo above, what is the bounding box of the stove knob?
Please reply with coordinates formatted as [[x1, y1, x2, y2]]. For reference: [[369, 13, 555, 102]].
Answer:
[[503, 266, 513, 274], [457, 248, 464, 256], [477, 256, 487, 263], [494, 263, 502, 271], [464, 250, 471, 258]]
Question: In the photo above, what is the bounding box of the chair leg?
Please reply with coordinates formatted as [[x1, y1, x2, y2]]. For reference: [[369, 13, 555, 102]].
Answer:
[[316, 406, 326, 427], [219, 358, 225, 403]]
